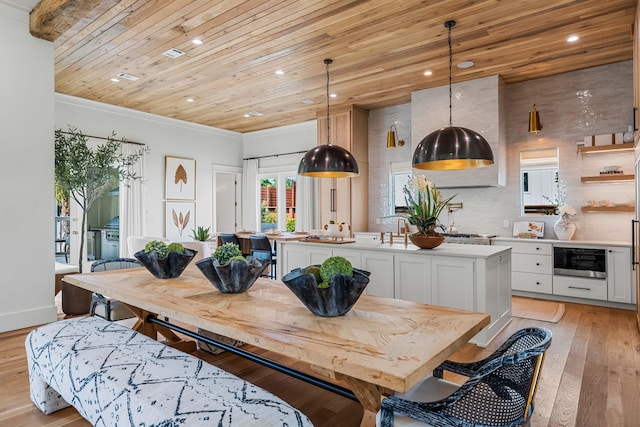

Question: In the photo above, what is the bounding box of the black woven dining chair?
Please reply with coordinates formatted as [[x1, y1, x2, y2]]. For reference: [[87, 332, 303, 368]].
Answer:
[[89, 258, 142, 321], [249, 235, 276, 279], [378, 327, 553, 427]]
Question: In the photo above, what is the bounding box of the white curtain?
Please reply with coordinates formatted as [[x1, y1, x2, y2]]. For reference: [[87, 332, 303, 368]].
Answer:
[[119, 143, 145, 257], [295, 153, 317, 232], [241, 158, 259, 231]]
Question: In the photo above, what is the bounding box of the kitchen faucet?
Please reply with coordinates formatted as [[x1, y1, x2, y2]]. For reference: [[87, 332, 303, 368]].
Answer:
[[397, 218, 409, 236]]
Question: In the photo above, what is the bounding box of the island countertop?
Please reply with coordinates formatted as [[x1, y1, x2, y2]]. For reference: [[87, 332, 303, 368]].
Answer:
[[283, 239, 511, 258]]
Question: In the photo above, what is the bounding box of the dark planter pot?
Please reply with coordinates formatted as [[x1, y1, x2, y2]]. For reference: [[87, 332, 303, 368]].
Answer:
[[196, 256, 270, 293], [134, 249, 197, 279], [281, 266, 370, 317]]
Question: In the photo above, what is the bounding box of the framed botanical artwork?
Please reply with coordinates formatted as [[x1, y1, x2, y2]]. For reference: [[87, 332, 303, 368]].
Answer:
[[165, 156, 196, 200], [165, 201, 195, 240]]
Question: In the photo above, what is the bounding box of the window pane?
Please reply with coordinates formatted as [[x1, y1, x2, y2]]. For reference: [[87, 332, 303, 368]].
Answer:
[[286, 176, 296, 231], [260, 177, 277, 232]]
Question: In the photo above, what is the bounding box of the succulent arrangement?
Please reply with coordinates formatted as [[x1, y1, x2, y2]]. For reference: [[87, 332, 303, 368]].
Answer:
[[191, 226, 211, 242], [143, 240, 185, 258], [282, 256, 369, 317], [213, 242, 245, 265], [136, 240, 195, 279], [305, 256, 353, 289], [197, 242, 269, 293]]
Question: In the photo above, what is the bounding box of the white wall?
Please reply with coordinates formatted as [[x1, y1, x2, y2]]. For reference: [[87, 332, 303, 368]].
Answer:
[[55, 94, 243, 239], [242, 120, 317, 161], [0, 2, 57, 332]]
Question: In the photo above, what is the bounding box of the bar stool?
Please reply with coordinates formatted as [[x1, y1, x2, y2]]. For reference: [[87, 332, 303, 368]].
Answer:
[[249, 235, 276, 279]]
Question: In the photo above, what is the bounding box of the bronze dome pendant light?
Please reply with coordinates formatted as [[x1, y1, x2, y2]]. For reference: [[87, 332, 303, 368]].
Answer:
[[412, 21, 494, 170], [298, 59, 359, 178]]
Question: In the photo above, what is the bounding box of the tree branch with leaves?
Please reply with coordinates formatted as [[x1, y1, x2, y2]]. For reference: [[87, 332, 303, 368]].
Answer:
[[54, 127, 147, 272]]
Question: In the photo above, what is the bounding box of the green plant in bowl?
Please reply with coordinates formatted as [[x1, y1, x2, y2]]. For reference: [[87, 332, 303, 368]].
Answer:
[[191, 226, 211, 241]]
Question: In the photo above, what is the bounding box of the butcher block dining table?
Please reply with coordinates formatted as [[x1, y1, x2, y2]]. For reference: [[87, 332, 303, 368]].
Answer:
[[63, 265, 490, 426]]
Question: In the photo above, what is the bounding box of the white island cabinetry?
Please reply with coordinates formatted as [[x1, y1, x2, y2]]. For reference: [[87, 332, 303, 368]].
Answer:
[[278, 241, 511, 347]]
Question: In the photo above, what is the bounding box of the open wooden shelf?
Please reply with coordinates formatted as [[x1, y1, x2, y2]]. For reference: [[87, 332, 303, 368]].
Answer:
[[580, 174, 634, 183], [579, 143, 634, 154], [581, 206, 634, 212]]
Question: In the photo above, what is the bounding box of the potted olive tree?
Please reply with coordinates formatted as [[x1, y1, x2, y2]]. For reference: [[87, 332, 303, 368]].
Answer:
[[54, 127, 147, 272]]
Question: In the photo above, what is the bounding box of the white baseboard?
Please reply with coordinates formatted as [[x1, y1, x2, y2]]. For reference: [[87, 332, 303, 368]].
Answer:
[[0, 305, 57, 333]]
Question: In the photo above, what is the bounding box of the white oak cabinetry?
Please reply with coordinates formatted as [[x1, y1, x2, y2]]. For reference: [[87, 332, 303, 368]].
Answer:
[[278, 241, 512, 347], [317, 105, 369, 233], [492, 238, 636, 307]]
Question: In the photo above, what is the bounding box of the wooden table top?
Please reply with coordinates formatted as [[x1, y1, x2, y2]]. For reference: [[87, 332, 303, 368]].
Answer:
[[65, 265, 489, 394]]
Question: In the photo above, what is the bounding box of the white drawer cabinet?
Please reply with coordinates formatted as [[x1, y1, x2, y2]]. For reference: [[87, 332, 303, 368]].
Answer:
[[360, 250, 395, 298], [492, 238, 635, 306], [512, 271, 553, 294], [494, 240, 553, 295], [394, 254, 431, 303], [553, 275, 608, 301]]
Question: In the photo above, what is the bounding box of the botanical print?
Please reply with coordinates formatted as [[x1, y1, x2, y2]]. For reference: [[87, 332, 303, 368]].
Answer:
[[165, 202, 195, 240], [165, 156, 195, 200]]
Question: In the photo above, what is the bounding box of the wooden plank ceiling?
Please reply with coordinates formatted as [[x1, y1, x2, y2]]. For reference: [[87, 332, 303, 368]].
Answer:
[[30, 0, 637, 133]]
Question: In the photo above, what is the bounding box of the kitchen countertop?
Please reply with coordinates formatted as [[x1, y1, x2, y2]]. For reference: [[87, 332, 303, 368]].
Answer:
[[286, 240, 511, 258], [491, 236, 631, 247]]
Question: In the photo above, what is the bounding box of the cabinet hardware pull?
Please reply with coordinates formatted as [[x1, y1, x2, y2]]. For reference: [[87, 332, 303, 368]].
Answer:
[[536, 262, 540, 266], [568, 286, 591, 291], [536, 282, 540, 285]]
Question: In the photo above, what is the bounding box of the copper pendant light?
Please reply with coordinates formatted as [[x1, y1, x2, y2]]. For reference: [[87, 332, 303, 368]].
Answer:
[[412, 21, 494, 171], [528, 104, 542, 133], [298, 59, 359, 178]]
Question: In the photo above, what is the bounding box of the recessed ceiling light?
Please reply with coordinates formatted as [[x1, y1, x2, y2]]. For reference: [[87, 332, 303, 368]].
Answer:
[[302, 99, 314, 104], [330, 93, 337, 98], [186, 98, 194, 103], [244, 114, 251, 118], [116, 72, 140, 81], [162, 48, 185, 58], [192, 39, 203, 45], [275, 70, 284, 75], [567, 35, 579, 42], [111, 78, 120, 82], [249, 111, 264, 117], [457, 61, 475, 69], [423, 70, 433, 76]]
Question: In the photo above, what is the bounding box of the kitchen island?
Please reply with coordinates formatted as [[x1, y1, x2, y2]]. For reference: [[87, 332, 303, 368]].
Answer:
[[277, 240, 512, 346]]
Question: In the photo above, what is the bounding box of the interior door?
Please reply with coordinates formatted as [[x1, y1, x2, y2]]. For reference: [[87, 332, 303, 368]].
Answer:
[[635, 145, 640, 329], [215, 170, 241, 233]]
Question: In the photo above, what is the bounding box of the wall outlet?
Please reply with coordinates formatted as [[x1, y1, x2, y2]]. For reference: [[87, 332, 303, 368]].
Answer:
[[503, 220, 510, 228]]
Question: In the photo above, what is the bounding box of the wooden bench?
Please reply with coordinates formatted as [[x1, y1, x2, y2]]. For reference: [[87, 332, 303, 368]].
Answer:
[[25, 316, 313, 426]]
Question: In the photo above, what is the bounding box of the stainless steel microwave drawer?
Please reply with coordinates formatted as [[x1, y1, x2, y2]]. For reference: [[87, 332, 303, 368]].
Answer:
[[553, 275, 607, 301]]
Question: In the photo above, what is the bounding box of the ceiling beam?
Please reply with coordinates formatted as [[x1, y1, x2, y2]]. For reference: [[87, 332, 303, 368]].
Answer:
[[29, 0, 120, 42]]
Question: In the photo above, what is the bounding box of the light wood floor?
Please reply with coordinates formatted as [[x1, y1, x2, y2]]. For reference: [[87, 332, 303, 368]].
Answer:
[[1, 297, 639, 426]]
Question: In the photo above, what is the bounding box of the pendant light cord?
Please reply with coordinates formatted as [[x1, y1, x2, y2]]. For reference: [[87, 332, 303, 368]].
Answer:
[[447, 21, 454, 127], [324, 59, 332, 145]]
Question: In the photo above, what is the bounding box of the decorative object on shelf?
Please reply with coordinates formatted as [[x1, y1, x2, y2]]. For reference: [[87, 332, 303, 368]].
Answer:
[[403, 175, 455, 249], [386, 124, 405, 148], [298, 59, 359, 178], [196, 256, 269, 293], [623, 125, 634, 143], [134, 241, 196, 279], [528, 104, 542, 133], [412, 21, 494, 171], [281, 257, 370, 317]]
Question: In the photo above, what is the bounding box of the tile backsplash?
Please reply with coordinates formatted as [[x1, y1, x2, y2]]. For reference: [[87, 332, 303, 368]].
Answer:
[[367, 60, 634, 243]]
